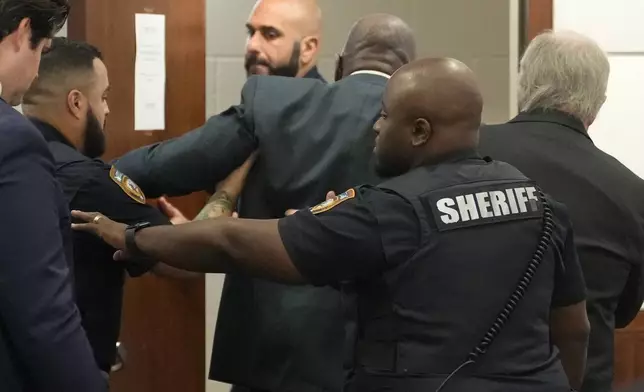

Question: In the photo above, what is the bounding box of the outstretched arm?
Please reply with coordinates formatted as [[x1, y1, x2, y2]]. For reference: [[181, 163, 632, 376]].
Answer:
[[74, 213, 305, 284], [114, 78, 260, 197], [71, 188, 399, 286]]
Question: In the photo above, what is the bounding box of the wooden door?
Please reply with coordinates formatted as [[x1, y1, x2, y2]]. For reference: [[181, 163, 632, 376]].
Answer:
[[523, 0, 553, 44], [67, 1, 206, 391]]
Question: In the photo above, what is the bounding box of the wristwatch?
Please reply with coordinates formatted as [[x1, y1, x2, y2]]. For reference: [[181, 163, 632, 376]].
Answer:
[[125, 222, 151, 258]]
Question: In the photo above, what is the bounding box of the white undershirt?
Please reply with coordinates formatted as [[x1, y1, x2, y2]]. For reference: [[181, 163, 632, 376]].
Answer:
[[349, 70, 391, 79]]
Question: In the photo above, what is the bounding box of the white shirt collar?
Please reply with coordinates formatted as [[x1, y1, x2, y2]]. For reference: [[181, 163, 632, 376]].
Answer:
[[349, 70, 391, 79]]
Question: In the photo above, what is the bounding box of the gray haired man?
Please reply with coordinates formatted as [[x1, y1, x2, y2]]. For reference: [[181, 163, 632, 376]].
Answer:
[[479, 30, 644, 392]]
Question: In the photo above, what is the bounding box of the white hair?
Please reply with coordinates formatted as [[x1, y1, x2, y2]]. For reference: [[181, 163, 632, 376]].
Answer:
[[518, 30, 610, 125]]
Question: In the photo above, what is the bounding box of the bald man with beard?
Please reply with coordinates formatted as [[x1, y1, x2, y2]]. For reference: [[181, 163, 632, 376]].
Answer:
[[245, 0, 324, 80]]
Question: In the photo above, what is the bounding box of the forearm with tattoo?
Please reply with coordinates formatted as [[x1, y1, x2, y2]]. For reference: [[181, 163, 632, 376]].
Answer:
[[194, 191, 234, 221]]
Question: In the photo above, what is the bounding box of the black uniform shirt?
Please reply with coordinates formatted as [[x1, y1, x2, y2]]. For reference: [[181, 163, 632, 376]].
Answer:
[[278, 183, 584, 307], [31, 118, 170, 372], [278, 170, 586, 390], [278, 187, 419, 285]]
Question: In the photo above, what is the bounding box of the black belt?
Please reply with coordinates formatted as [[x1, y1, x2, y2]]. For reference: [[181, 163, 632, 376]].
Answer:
[[356, 341, 459, 375]]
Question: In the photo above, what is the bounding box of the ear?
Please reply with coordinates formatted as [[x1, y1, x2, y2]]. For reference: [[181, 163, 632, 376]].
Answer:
[[585, 95, 606, 128], [411, 118, 432, 147], [67, 90, 85, 120], [299, 36, 319, 66], [10, 18, 32, 52]]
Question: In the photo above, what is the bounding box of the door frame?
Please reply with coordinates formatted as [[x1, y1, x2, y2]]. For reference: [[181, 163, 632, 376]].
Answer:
[[66, 1, 207, 391], [520, 0, 554, 54]]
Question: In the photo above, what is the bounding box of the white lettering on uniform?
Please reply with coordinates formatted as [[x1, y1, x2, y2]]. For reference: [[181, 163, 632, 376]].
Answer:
[[436, 198, 460, 224], [526, 186, 539, 211], [505, 188, 519, 214], [489, 191, 510, 216], [456, 194, 479, 221], [514, 187, 529, 213], [436, 186, 540, 225], [475, 192, 493, 218]]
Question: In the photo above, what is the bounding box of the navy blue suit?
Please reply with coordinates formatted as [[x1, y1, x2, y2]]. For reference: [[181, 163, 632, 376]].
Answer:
[[0, 99, 106, 391]]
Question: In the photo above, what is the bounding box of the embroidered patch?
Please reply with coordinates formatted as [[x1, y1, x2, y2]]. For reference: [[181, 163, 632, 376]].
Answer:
[[310, 188, 356, 215], [109, 166, 146, 204], [427, 181, 543, 232]]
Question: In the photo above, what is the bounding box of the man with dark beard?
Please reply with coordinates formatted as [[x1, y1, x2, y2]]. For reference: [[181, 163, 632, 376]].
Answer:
[[244, 0, 324, 80], [19, 37, 234, 378]]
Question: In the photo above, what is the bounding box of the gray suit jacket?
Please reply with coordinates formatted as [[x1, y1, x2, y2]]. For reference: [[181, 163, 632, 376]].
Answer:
[[115, 72, 388, 391]]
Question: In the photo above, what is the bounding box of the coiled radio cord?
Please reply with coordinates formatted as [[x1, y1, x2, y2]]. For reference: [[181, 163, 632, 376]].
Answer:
[[435, 190, 554, 392]]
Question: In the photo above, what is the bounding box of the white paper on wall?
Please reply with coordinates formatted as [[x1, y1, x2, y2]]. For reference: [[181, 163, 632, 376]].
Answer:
[[554, 0, 644, 52], [56, 21, 67, 37], [134, 13, 166, 131]]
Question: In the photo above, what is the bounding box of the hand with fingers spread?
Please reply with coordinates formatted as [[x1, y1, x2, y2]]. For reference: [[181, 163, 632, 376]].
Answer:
[[71, 211, 128, 252], [285, 190, 337, 216], [158, 196, 190, 224]]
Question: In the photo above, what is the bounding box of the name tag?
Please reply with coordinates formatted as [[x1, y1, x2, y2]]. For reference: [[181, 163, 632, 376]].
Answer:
[[427, 182, 543, 231]]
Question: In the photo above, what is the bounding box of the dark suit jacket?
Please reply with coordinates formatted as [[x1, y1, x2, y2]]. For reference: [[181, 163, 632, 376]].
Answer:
[[0, 100, 106, 391], [479, 110, 644, 392], [114, 71, 388, 391]]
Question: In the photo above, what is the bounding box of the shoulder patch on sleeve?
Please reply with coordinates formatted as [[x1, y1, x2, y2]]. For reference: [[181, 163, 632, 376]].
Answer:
[[109, 166, 146, 204], [310, 188, 356, 215]]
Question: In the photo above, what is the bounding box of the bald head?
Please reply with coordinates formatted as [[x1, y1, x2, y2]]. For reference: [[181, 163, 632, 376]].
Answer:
[[373, 58, 483, 177], [252, 0, 321, 36], [390, 58, 482, 129], [245, 0, 322, 77], [337, 14, 416, 79]]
